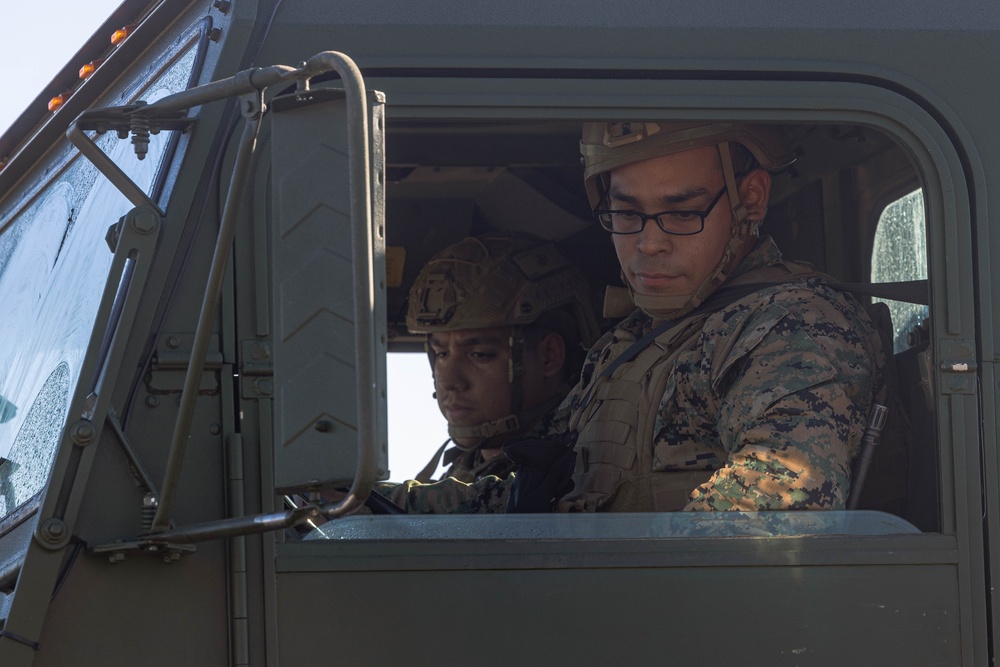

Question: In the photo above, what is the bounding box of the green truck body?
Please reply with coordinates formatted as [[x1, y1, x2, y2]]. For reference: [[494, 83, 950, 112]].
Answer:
[[0, 0, 996, 663]]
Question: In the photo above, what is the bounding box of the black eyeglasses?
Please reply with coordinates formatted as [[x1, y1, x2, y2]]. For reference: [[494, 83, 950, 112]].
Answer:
[[593, 185, 729, 236]]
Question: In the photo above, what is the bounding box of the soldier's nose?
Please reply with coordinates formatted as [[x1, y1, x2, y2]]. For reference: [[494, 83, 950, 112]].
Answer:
[[435, 365, 469, 392], [635, 221, 674, 254]]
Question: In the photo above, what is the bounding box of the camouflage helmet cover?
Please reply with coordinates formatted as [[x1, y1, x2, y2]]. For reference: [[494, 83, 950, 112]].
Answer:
[[581, 121, 796, 208], [407, 232, 599, 347]]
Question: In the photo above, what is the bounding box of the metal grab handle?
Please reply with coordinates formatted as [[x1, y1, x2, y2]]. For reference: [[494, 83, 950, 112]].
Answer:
[[146, 51, 379, 535], [302, 51, 380, 520], [143, 65, 299, 114], [150, 97, 265, 533]]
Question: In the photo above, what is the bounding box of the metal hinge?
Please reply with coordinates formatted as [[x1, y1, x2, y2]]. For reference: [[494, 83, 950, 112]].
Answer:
[[939, 338, 976, 395], [240, 340, 273, 399], [147, 333, 222, 394]]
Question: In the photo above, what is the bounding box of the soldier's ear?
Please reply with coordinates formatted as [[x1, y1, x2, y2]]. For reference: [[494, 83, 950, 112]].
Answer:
[[537, 331, 567, 378], [739, 168, 771, 221]]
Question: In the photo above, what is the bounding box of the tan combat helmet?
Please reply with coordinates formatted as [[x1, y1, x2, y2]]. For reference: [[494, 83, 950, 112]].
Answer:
[[407, 232, 600, 449], [580, 121, 797, 318]]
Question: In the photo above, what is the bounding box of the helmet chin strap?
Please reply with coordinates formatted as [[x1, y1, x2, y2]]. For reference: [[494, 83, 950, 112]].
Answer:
[[448, 414, 521, 449], [447, 388, 568, 451], [629, 141, 757, 321]]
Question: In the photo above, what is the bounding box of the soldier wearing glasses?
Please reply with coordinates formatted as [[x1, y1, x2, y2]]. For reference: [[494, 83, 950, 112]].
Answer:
[[387, 122, 886, 514]]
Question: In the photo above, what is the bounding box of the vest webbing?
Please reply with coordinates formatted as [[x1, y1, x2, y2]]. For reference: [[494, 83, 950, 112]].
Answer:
[[560, 260, 830, 513]]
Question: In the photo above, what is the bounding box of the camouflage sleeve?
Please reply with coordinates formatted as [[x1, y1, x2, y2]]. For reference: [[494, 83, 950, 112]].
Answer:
[[377, 474, 512, 514], [685, 291, 882, 511]]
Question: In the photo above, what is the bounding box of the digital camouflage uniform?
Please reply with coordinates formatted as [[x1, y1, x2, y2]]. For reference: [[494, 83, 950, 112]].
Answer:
[[439, 448, 517, 484], [385, 237, 886, 513], [405, 440, 517, 485], [380, 406, 569, 507]]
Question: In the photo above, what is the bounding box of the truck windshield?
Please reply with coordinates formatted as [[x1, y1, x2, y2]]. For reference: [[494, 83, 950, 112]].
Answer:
[[0, 44, 201, 520]]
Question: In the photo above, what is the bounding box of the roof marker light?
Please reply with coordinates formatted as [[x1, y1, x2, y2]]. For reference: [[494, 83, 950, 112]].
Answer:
[[48, 93, 70, 112], [111, 24, 138, 46], [79, 58, 106, 80]]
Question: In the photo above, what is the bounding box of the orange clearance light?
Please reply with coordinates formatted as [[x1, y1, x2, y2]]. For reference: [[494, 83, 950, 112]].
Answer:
[[111, 24, 138, 46], [79, 58, 106, 79], [48, 93, 69, 112]]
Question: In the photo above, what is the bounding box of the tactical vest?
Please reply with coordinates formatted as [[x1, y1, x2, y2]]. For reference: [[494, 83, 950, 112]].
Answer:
[[559, 260, 830, 513]]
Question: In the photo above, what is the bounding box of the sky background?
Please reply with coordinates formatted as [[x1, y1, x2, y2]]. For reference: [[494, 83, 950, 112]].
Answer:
[[0, 2, 122, 135], [1, 0, 448, 482]]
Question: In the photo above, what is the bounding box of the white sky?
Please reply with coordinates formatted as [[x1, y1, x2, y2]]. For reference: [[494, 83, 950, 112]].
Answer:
[[1, 0, 448, 483], [0, 2, 122, 135]]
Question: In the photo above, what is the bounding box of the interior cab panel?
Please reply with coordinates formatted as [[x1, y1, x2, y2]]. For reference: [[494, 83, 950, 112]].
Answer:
[[377, 118, 931, 529]]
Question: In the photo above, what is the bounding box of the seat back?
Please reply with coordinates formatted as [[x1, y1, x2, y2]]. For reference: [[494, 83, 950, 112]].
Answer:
[[850, 301, 911, 516]]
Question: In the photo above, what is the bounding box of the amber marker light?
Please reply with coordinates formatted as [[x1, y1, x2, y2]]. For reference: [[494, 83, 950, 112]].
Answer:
[[79, 58, 106, 80], [48, 93, 70, 112], [111, 24, 138, 46]]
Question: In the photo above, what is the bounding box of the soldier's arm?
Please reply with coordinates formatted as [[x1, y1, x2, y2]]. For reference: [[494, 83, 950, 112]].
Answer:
[[377, 474, 512, 513], [685, 291, 882, 511]]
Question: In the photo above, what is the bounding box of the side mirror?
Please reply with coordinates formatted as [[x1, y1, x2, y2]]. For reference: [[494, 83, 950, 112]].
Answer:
[[269, 85, 388, 494]]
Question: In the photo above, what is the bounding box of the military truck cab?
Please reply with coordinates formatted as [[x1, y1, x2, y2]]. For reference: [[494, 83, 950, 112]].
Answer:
[[0, 0, 995, 664]]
